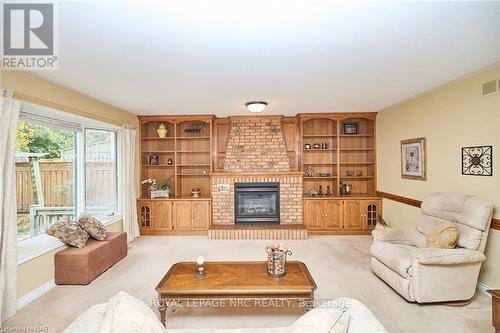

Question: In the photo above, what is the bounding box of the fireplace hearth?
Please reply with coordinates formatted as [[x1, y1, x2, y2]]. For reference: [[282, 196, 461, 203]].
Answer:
[[234, 182, 280, 224]]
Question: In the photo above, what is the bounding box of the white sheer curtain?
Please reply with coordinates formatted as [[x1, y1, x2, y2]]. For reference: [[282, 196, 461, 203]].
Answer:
[[0, 90, 20, 325], [121, 126, 140, 242]]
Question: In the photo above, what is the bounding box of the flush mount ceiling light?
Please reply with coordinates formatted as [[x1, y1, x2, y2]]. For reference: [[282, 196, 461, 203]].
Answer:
[[245, 101, 267, 113]]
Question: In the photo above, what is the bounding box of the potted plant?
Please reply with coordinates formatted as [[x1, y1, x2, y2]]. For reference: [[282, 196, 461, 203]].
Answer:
[[152, 178, 170, 198]]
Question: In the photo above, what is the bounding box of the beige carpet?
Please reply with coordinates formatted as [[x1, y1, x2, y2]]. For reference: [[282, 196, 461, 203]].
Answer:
[[6, 236, 492, 332]]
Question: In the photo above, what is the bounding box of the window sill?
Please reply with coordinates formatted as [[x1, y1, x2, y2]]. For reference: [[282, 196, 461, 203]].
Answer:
[[17, 216, 123, 266]]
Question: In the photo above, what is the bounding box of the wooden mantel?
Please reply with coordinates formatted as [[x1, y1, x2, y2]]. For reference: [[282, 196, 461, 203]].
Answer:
[[209, 172, 303, 177]]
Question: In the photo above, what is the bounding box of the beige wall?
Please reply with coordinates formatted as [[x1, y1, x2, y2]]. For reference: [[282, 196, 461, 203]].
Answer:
[[377, 64, 500, 288], [0, 71, 138, 126], [17, 221, 123, 299], [1, 70, 138, 300]]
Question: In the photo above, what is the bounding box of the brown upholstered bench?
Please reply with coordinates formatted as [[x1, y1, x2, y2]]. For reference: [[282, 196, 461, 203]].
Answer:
[[55, 232, 127, 285]]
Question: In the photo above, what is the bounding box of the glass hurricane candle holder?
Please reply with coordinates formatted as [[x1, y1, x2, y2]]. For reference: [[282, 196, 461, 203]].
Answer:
[[196, 256, 206, 278]]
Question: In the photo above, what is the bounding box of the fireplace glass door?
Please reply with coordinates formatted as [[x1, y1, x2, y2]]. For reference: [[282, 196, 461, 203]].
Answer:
[[234, 182, 280, 224]]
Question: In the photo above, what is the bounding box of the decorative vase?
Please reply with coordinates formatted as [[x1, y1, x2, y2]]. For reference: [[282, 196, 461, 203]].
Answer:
[[156, 123, 168, 138]]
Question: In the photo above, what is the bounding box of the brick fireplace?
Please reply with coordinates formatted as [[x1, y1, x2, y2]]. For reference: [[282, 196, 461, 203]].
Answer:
[[210, 117, 303, 228]]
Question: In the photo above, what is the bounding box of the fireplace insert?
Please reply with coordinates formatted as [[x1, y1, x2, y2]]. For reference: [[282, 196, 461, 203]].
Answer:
[[234, 182, 280, 224]]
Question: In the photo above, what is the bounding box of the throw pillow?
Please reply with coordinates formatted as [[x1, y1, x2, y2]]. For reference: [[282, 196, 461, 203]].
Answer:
[[99, 291, 166, 333], [426, 221, 459, 249], [46, 218, 89, 248], [77, 214, 107, 241]]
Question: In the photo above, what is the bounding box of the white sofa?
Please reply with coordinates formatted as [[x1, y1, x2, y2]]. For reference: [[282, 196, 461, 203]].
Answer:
[[64, 291, 387, 333], [371, 192, 493, 303]]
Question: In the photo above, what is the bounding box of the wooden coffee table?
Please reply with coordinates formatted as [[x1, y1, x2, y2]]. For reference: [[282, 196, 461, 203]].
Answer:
[[156, 261, 317, 325]]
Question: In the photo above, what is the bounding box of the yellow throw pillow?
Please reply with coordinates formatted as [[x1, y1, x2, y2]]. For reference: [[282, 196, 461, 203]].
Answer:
[[426, 221, 459, 249]]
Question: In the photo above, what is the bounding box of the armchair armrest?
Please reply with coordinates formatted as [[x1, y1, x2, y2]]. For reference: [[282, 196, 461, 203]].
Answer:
[[372, 227, 425, 247], [410, 247, 486, 265]]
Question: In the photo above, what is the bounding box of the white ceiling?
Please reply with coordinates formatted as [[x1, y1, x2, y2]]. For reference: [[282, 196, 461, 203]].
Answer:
[[35, 1, 500, 116]]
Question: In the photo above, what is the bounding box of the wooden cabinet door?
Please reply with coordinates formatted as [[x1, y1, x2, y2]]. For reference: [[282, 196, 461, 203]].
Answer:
[[173, 201, 192, 230], [364, 200, 382, 229], [137, 201, 153, 229], [192, 201, 210, 230], [342, 200, 363, 229], [323, 200, 342, 229], [154, 201, 173, 231], [304, 200, 324, 229]]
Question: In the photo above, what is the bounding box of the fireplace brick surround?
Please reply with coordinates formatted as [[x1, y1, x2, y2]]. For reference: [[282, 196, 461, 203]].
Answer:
[[211, 174, 303, 225], [223, 117, 290, 173], [211, 116, 303, 228]]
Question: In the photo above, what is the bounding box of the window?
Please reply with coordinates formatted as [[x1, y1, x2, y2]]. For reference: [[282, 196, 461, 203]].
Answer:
[[15, 109, 120, 242], [85, 129, 118, 218], [16, 120, 77, 241]]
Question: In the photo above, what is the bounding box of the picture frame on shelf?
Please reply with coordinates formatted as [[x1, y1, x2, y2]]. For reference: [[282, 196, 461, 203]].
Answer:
[[401, 137, 426, 180], [148, 153, 159, 165], [343, 122, 358, 135]]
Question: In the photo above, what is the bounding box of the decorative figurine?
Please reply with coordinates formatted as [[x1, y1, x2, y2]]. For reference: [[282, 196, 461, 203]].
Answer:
[[167, 158, 173, 165], [196, 256, 206, 278], [313, 143, 321, 149], [304, 166, 315, 177], [318, 185, 323, 196], [343, 184, 352, 195], [191, 188, 201, 198], [308, 188, 318, 196], [326, 185, 331, 196], [304, 143, 311, 150], [156, 123, 168, 138]]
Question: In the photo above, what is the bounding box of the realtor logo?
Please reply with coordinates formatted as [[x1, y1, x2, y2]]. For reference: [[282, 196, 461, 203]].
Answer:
[[1, 2, 59, 70]]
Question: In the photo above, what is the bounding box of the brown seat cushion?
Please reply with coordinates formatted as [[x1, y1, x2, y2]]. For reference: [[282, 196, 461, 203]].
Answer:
[[55, 239, 110, 285], [106, 232, 127, 266]]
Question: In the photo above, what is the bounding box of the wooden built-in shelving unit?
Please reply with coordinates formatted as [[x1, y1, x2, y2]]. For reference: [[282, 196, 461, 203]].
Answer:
[[299, 113, 377, 197], [139, 113, 380, 236], [139, 116, 214, 199]]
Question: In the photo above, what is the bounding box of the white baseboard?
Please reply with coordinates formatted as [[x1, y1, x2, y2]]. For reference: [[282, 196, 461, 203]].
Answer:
[[17, 279, 56, 310], [477, 281, 491, 296]]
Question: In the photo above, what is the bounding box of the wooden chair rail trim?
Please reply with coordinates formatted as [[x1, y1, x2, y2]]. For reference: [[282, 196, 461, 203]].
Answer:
[[376, 190, 499, 231]]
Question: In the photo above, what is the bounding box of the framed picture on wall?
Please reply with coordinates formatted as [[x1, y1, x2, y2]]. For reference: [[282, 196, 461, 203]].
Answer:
[[401, 137, 426, 180]]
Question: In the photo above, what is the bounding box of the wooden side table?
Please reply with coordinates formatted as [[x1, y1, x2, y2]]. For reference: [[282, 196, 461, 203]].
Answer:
[[488, 290, 500, 333]]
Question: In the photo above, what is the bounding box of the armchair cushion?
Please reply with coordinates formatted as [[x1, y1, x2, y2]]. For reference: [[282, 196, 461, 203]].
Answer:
[[409, 247, 486, 265], [370, 243, 413, 278], [372, 227, 425, 248]]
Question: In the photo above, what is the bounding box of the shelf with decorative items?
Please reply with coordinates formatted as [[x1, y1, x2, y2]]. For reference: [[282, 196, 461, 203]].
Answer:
[[299, 113, 380, 234], [338, 117, 376, 196], [175, 120, 212, 198], [300, 116, 337, 198], [138, 115, 214, 236]]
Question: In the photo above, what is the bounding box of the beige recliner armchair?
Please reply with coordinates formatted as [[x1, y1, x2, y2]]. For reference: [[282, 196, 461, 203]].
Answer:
[[370, 192, 493, 303]]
